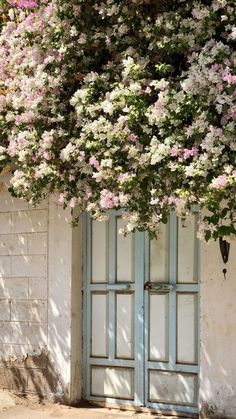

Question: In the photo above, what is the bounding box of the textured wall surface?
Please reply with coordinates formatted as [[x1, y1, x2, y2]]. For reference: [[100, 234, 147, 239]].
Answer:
[[0, 176, 50, 395], [200, 240, 236, 418], [0, 176, 82, 402]]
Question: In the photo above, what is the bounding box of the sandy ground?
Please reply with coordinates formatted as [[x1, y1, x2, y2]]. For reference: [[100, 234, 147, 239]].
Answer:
[[0, 393, 186, 419], [0, 405, 174, 419]]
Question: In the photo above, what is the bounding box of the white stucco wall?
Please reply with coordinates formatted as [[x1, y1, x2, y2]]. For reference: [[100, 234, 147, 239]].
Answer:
[[0, 177, 82, 402], [200, 240, 236, 418], [0, 176, 48, 360], [48, 199, 82, 402]]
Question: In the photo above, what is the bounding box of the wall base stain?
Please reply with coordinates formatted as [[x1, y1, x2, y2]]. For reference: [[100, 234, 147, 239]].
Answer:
[[0, 349, 69, 403], [200, 402, 236, 419]]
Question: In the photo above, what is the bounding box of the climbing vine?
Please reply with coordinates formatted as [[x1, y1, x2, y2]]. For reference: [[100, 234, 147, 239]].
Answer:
[[0, 0, 235, 240]]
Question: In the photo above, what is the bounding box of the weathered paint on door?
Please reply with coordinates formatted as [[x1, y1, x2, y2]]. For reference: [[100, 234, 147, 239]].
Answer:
[[83, 211, 199, 414]]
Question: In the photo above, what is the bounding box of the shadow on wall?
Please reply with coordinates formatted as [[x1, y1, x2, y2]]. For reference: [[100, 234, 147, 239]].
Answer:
[[0, 175, 82, 404], [0, 175, 70, 402]]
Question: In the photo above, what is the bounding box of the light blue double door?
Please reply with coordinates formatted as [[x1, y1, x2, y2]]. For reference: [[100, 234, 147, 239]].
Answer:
[[83, 211, 199, 415]]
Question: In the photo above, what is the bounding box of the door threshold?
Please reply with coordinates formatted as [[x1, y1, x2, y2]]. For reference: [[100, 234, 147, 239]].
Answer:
[[84, 400, 199, 418]]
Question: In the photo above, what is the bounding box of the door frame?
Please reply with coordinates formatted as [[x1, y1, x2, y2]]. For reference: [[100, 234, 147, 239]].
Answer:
[[82, 211, 200, 415]]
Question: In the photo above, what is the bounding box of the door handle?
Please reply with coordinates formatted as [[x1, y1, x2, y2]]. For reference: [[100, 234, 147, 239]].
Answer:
[[144, 282, 175, 291], [107, 283, 131, 291]]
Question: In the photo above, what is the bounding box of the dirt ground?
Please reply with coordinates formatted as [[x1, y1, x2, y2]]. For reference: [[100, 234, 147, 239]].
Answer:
[[0, 392, 188, 419], [0, 405, 180, 419]]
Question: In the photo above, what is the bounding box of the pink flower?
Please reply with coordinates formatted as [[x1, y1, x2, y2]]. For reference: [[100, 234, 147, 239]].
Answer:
[[183, 147, 198, 159], [215, 128, 223, 136], [18, 137, 26, 147], [211, 64, 219, 71], [100, 190, 119, 209], [15, 111, 35, 125], [70, 197, 78, 208], [226, 109, 236, 121], [58, 193, 67, 204], [84, 187, 92, 200], [170, 145, 180, 157], [128, 133, 137, 142], [211, 174, 228, 189], [43, 151, 51, 161], [7, 141, 16, 157], [10, 0, 37, 8], [35, 169, 42, 178], [222, 72, 236, 85], [12, 170, 24, 180], [89, 156, 100, 169], [118, 173, 130, 182]]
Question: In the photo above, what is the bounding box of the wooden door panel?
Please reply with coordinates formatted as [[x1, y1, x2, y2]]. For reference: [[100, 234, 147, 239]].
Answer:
[[116, 217, 134, 283], [92, 220, 108, 283], [91, 366, 134, 400], [116, 293, 134, 359], [177, 293, 198, 364], [149, 292, 169, 362], [149, 370, 198, 405], [150, 223, 169, 283], [91, 292, 108, 358]]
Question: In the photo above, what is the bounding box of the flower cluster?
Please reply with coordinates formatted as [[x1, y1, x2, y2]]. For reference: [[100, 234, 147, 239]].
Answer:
[[0, 0, 235, 240]]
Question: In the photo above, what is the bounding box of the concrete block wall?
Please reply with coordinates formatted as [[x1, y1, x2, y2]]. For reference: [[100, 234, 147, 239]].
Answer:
[[0, 177, 82, 402], [0, 176, 50, 395]]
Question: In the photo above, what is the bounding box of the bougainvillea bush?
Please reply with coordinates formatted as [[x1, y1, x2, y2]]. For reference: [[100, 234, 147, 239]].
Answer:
[[0, 0, 235, 240]]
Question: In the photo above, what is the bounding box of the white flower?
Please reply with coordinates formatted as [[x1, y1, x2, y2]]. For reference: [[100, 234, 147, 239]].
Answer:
[[60, 144, 76, 161], [70, 26, 78, 37], [101, 100, 114, 115], [8, 9, 14, 21], [101, 159, 113, 168]]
